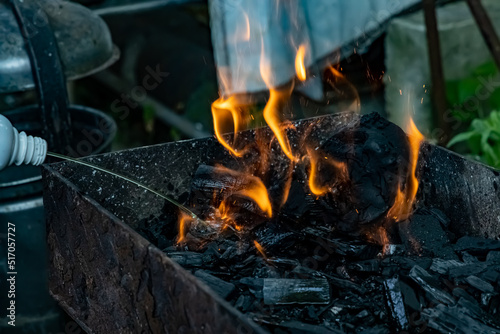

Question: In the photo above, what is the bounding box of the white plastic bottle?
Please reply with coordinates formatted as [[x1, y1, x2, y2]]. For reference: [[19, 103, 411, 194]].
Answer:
[[0, 114, 47, 171]]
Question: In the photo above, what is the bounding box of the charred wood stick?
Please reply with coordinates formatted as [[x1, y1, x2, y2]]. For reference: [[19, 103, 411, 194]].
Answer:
[[263, 278, 330, 305], [466, 0, 500, 71]]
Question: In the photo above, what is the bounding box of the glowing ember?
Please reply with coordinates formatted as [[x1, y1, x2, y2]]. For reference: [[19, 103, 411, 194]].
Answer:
[[387, 117, 424, 221], [253, 240, 267, 259], [295, 44, 307, 81]]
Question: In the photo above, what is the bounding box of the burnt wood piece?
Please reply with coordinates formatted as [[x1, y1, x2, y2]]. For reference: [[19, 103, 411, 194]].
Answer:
[[398, 208, 457, 260], [194, 270, 236, 299], [315, 113, 410, 233], [262, 279, 330, 305], [383, 278, 409, 331]]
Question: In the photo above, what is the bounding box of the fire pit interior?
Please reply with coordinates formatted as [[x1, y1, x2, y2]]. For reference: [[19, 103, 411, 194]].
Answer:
[[43, 112, 500, 333]]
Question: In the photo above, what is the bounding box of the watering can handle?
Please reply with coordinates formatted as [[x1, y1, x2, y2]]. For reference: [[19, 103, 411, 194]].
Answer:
[[9, 0, 72, 153]]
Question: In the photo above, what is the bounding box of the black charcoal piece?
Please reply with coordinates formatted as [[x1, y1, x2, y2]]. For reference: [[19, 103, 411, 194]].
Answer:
[[409, 265, 455, 305], [480, 269, 500, 284], [429, 259, 466, 275], [454, 236, 500, 253], [315, 113, 410, 232], [452, 288, 478, 304], [398, 208, 457, 260], [194, 270, 235, 299], [448, 263, 487, 278], [167, 251, 204, 267], [466, 275, 495, 293], [239, 277, 264, 299], [276, 321, 344, 334], [383, 278, 409, 331], [262, 278, 330, 305], [422, 301, 500, 334], [487, 251, 500, 263], [348, 259, 380, 273], [399, 281, 421, 312]]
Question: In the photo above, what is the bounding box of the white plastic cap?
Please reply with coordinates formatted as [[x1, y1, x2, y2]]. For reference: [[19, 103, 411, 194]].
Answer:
[[0, 114, 48, 171]]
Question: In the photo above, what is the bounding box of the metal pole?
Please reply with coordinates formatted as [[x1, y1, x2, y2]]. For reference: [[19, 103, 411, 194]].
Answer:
[[466, 0, 500, 70], [422, 0, 450, 144]]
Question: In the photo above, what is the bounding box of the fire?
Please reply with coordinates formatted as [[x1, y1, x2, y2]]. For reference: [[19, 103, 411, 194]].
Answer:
[[307, 147, 348, 196], [215, 166, 273, 218], [212, 96, 248, 157], [387, 118, 424, 221], [295, 44, 307, 81], [253, 240, 267, 259], [176, 211, 193, 244]]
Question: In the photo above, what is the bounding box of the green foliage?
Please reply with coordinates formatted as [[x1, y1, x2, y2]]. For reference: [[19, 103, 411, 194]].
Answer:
[[447, 111, 500, 168]]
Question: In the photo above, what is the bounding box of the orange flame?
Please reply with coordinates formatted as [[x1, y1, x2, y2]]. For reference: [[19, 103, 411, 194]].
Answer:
[[253, 240, 267, 259], [326, 66, 361, 113], [307, 147, 348, 196], [212, 96, 248, 157], [176, 211, 193, 244], [295, 44, 307, 81], [387, 118, 424, 221], [215, 166, 273, 218], [366, 226, 390, 255], [260, 45, 297, 161]]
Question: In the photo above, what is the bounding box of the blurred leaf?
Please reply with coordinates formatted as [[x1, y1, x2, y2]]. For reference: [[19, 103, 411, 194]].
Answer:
[[448, 110, 500, 168]]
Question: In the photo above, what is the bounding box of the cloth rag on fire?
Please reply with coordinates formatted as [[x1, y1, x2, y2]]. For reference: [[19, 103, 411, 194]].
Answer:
[[208, 0, 420, 99]]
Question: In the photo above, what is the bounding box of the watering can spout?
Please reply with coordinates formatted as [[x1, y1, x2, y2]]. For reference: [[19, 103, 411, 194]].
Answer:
[[0, 114, 47, 171]]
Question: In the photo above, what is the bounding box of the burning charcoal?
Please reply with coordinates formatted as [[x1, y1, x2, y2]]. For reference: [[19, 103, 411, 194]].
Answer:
[[262, 278, 330, 305], [454, 236, 500, 253], [398, 208, 457, 260], [189, 165, 270, 228], [409, 265, 455, 305], [313, 113, 410, 233], [465, 275, 495, 293], [383, 278, 409, 331], [430, 258, 466, 275], [253, 221, 298, 253], [166, 251, 204, 267], [194, 270, 235, 299]]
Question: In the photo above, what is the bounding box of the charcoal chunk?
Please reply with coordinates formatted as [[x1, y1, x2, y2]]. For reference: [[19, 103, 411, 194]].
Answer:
[[409, 266, 455, 305], [454, 236, 500, 253], [314, 113, 410, 232], [383, 278, 409, 331], [398, 208, 457, 260], [167, 251, 204, 267], [430, 259, 466, 275], [465, 275, 495, 293], [263, 278, 330, 305], [194, 270, 235, 299]]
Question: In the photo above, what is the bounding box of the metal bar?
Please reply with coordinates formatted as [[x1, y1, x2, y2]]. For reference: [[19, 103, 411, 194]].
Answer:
[[9, 0, 72, 152], [93, 70, 210, 139], [466, 0, 500, 70], [422, 0, 450, 144]]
